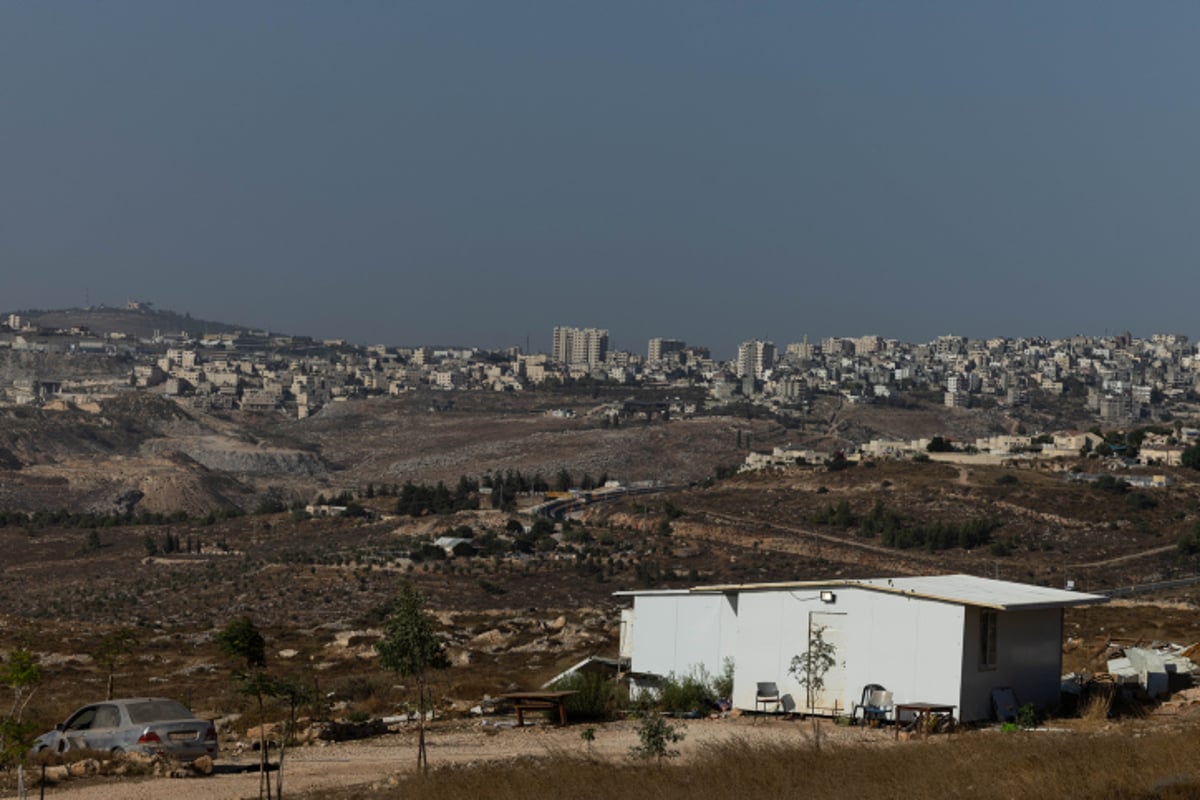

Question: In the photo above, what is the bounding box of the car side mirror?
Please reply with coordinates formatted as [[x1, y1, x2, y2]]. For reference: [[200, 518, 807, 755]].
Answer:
[[56, 723, 65, 732]]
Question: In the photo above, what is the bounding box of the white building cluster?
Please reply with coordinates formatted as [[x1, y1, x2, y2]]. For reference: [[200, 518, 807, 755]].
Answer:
[[2, 313, 1200, 433]]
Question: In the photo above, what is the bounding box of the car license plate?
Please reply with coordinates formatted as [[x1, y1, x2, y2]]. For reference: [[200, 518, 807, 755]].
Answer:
[[168, 732, 195, 741]]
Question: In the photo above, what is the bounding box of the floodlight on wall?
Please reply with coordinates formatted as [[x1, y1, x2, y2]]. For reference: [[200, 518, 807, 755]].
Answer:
[[820, 590, 836, 603]]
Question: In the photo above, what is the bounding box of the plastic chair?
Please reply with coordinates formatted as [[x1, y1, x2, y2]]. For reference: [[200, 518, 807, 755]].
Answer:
[[755, 682, 781, 715], [852, 684, 893, 724]]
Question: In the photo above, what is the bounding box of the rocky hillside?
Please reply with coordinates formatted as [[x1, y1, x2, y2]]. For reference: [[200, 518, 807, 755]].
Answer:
[[12, 305, 246, 338]]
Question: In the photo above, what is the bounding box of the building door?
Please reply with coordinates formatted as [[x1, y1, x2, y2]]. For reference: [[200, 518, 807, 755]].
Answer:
[[807, 611, 847, 714]]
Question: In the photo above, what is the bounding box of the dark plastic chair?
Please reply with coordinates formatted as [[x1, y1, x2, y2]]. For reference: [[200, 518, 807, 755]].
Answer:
[[755, 682, 781, 715]]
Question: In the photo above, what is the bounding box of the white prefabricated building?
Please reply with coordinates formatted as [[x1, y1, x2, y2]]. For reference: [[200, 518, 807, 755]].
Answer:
[[617, 574, 1106, 722]]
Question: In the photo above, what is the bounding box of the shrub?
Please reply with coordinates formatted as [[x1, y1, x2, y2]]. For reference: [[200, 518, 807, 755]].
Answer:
[[1177, 527, 1200, 556], [548, 671, 622, 722], [630, 711, 684, 767], [1092, 475, 1129, 494], [712, 658, 734, 701], [813, 500, 855, 529], [255, 496, 287, 515], [824, 453, 854, 472], [1126, 492, 1156, 511], [477, 579, 506, 596], [654, 665, 725, 714], [990, 539, 1015, 557]]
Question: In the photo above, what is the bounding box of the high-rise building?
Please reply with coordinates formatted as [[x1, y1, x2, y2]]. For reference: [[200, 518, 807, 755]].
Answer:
[[648, 338, 686, 363], [552, 326, 609, 367], [736, 340, 775, 379], [853, 335, 882, 355], [786, 337, 815, 360]]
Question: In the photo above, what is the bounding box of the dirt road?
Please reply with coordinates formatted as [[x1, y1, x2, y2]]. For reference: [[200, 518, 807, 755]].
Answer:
[[5, 715, 895, 800]]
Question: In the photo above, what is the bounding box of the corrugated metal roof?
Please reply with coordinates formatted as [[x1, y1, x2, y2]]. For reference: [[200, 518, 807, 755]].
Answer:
[[671, 574, 1107, 611]]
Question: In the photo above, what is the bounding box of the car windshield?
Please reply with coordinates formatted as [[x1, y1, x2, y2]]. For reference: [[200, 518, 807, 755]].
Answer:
[[125, 700, 194, 725]]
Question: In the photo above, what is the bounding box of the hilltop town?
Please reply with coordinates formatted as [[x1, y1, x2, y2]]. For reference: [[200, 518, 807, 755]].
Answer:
[[3, 304, 1196, 440]]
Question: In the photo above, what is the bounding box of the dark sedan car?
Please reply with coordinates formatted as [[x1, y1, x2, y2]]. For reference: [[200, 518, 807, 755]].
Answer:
[[35, 697, 218, 760]]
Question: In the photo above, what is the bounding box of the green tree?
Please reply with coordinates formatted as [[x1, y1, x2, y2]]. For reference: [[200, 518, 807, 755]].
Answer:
[[0, 648, 41, 799], [789, 625, 837, 713], [255, 496, 287, 515], [789, 625, 838, 750], [218, 617, 271, 800], [1178, 524, 1200, 556], [95, 628, 138, 700], [1182, 444, 1200, 470], [82, 529, 102, 553], [375, 582, 450, 771]]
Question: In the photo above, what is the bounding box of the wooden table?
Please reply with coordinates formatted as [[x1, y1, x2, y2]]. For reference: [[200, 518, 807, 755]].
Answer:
[[893, 702, 956, 738], [498, 691, 579, 726]]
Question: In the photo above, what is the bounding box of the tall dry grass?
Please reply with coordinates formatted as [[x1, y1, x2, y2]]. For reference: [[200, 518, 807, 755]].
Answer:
[[1078, 687, 1115, 726], [303, 726, 1200, 800]]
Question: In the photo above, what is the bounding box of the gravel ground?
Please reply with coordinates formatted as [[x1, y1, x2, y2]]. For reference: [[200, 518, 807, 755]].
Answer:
[[3, 715, 898, 800]]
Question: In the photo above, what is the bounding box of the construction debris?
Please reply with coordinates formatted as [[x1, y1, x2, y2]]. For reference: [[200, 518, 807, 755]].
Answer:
[[1105, 642, 1198, 698]]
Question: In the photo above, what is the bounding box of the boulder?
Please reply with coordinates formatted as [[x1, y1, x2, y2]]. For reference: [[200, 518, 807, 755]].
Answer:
[[469, 629, 508, 649], [191, 755, 214, 776], [43, 765, 70, 782], [246, 722, 280, 741]]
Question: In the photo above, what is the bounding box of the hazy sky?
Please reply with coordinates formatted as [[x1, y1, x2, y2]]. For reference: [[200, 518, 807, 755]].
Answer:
[[3, 3, 1199, 357]]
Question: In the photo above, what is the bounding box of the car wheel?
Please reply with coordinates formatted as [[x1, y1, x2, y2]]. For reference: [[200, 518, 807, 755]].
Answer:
[[111, 747, 126, 756]]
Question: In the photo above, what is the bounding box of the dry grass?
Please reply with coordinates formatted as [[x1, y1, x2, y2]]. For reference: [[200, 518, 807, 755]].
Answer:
[[302, 727, 1200, 800], [1079, 687, 1115, 725]]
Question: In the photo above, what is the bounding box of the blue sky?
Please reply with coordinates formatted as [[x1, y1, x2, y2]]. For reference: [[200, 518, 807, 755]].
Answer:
[[2, 3, 1198, 357]]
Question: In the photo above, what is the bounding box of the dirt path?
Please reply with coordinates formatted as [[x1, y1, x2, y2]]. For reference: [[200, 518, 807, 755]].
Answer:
[[4, 716, 896, 800], [695, 510, 932, 567], [1065, 544, 1177, 570]]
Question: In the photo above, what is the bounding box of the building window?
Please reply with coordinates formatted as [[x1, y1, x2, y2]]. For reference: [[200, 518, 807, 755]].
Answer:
[[980, 610, 998, 669]]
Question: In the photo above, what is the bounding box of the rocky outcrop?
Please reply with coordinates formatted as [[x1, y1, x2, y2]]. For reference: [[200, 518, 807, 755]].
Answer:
[[141, 437, 327, 476]]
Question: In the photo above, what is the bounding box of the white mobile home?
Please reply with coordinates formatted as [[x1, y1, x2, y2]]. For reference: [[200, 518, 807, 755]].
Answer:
[[617, 575, 1106, 722]]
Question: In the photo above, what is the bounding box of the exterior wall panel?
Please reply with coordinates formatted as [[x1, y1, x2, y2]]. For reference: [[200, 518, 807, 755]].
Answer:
[[629, 593, 737, 683], [959, 607, 1063, 720]]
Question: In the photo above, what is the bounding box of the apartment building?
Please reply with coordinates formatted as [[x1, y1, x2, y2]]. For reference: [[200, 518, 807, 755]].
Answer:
[[552, 326, 609, 367], [736, 340, 775, 380], [647, 337, 686, 363]]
